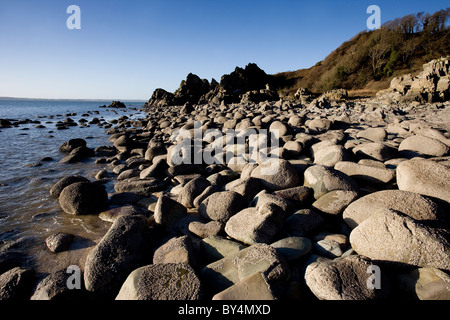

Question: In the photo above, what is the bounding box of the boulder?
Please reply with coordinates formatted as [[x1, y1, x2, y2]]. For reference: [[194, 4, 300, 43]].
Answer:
[[113, 135, 136, 153], [177, 177, 211, 208], [269, 121, 292, 138], [273, 186, 313, 207], [343, 190, 448, 229], [153, 195, 187, 231], [226, 177, 265, 202], [250, 159, 300, 191], [50, 175, 90, 197], [107, 192, 143, 206], [303, 165, 359, 200], [0, 119, 12, 128], [283, 140, 304, 158], [116, 263, 203, 300], [225, 204, 284, 245], [313, 239, 344, 259], [198, 191, 246, 223], [201, 236, 246, 263], [313, 144, 350, 167], [117, 168, 139, 181], [144, 145, 167, 162], [45, 232, 74, 253], [312, 190, 359, 216], [84, 215, 152, 299], [188, 221, 224, 238], [306, 119, 332, 133], [250, 190, 294, 216], [108, 101, 126, 108], [59, 182, 108, 215], [59, 138, 87, 153], [30, 269, 85, 301], [284, 209, 324, 237], [59, 146, 95, 163], [350, 209, 450, 271], [334, 161, 396, 185], [399, 135, 449, 157], [270, 237, 312, 261], [201, 243, 289, 295], [353, 142, 397, 161], [397, 159, 450, 203], [305, 255, 390, 300], [193, 185, 220, 208], [213, 272, 276, 300], [146, 88, 175, 108], [356, 128, 387, 142], [0, 267, 35, 301], [114, 178, 167, 195], [153, 236, 198, 269], [397, 267, 450, 300], [99, 205, 147, 223]]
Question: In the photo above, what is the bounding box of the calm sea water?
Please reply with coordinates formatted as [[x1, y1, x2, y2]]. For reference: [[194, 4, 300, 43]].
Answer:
[[0, 98, 146, 275]]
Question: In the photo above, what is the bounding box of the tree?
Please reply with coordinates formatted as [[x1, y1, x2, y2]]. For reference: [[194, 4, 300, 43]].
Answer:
[[399, 14, 419, 39], [368, 30, 391, 78]]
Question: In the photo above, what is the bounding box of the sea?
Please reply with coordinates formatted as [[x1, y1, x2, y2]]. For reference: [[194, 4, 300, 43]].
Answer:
[[0, 98, 147, 275]]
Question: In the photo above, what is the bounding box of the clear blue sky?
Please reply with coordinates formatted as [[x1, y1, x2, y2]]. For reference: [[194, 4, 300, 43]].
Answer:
[[0, 0, 448, 100]]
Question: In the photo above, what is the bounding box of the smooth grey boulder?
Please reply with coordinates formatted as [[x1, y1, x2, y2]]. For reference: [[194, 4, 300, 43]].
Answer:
[[45, 232, 74, 253], [225, 203, 284, 245], [397, 159, 450, 203], [177, 177, 211, 208], [399, 135, 449, 157], [114, 178, 167, 195], [343, 190, 448, 229], [0, 267, 35, 301], [153, 195, 187, 231], [84, 215, 152, 299], [50, 175, 90, 197], [303, 165, 358, 199], [353, 142, 397, 161], [284, 209, 324, 237], [350, 209, 450, 271], [153, 236, 198, 269], [305, 255, 390, 300], [30, 269, 85, 301], [334, 161, 396, 185], [198, 191, 246, 223], [250, 159, 300, 191], [201, 243, 289, 295], [59, 182, 108, 215], [312, 190, 359, 216], [116, 263, 203, 300]]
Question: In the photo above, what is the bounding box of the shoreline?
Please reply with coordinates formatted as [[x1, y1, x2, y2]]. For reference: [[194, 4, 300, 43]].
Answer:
[[1, 94, 450, 301]]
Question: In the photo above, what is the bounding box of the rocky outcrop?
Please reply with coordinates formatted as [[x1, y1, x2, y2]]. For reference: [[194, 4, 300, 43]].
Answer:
[[377, 56, 450, 103], [145, 63, 277, 108], [146, 88, 175, 107]]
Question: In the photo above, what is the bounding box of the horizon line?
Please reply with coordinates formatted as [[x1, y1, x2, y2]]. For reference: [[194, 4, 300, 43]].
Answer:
[[0, 96, 148, 102]]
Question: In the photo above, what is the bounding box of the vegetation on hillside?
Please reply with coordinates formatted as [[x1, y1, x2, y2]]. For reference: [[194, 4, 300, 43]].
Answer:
[[273, 8, 450, 96]]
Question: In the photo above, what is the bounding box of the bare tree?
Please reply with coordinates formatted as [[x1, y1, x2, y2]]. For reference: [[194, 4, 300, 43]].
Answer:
[[368, 31, 391, 76]]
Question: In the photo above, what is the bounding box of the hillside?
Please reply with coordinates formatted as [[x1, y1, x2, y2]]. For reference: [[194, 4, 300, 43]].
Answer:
[[272, 8, 450, 97]]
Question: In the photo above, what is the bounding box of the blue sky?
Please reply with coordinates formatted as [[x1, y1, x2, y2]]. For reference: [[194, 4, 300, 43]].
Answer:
[[0, 0, 448, 100]]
